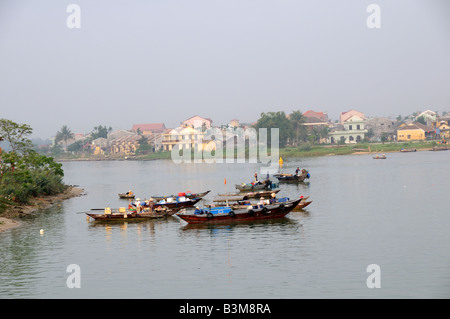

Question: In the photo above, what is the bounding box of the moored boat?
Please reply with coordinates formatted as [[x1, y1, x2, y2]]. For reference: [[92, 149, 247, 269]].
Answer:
[[235, 179, 279, 191], [400, 148, 416, 152], [132, 196, 202, 212], [86, 206, 173, 221], [431, 146, 449, 151], [216, 189, 280, 201], [373, 154, 387, 159], [176, 198, 302, 224], [151, 190, 210, 201]]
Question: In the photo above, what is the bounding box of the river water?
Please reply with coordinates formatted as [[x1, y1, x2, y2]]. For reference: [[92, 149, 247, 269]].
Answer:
[[1, 151, 450, 299]]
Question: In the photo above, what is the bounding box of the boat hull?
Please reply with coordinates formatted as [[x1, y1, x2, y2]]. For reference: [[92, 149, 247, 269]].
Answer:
[[176, 198, 301, 224], [274, 175, 309, 183], [86, 210, 173, 221], [153, 198, 202, 211], [151, 190, 210, 201]]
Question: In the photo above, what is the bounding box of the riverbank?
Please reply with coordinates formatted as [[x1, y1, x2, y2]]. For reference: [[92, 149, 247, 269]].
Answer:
[[0, 186, 85, 232], [52, 141, 440, 162]]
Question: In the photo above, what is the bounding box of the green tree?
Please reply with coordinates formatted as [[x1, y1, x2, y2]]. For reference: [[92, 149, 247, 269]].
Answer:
[[289, 110, 306, 146], [416, 115, 427, 125], [253, 111, 293, 147], [55, 125, 74, 149], [0, 119, 66, 206], [91, 125, 112, 139], [0, 119, 33, 154]]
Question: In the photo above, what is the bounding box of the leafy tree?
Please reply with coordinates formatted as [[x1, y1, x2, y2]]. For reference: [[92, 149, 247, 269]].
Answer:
[[0, 119, 66, 205], [289, 110, 306, 146], [55, 125, 74, 149], [91, 125, 112, 140], [416, 115, 427, 125], [253, 111, 293, 147], [0, 119, 33, 154]]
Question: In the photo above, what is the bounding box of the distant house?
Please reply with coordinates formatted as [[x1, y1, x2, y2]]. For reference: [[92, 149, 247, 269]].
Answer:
[[432, 115, 450, 139], [303, 110, 329, 122], [365, 117, 396, 141], [181, 115, 212, 130], [397, 122, 436, 141], [229, 119, 240, 128], [328, 115, 368, 144], [340, 110, 366, 125], [162, 126, 207, 151], [110, 134, 141, 155], [131, 123, 166, 135]]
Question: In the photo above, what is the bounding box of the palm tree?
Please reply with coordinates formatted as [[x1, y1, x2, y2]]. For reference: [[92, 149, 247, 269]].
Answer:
[[55, 125, 74, 150], [289, 110, 306, 146]]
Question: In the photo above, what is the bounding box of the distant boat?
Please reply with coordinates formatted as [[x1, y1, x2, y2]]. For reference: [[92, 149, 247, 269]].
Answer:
[[118, 192, 135, 199], [373, 154, 387, 159], [430, 146, 449, 151], [400, 148, 416, 152]]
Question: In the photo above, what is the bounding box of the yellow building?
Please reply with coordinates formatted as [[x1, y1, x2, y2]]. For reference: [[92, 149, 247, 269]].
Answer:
[[397, 122, 435, 141], [162, 126, 207, 151]]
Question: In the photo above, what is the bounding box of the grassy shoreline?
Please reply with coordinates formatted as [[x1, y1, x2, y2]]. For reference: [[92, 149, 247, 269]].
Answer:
[[53, 141, 439, 162]]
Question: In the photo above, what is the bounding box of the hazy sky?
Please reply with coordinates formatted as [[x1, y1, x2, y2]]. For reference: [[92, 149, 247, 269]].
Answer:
[[1, 0, 449, 138]]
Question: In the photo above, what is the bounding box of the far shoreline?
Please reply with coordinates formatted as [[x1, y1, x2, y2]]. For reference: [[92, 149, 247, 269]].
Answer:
[[52, 141, 439, 162]]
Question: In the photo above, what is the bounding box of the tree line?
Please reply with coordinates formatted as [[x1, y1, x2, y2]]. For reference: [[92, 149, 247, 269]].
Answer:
[[252, 110, 329, 147], [0, 119, 66, 211]]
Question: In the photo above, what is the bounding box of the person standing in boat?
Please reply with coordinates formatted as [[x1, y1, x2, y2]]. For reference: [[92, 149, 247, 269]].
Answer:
[[295, 167, 300, 175], [254, 172, 258, 182]]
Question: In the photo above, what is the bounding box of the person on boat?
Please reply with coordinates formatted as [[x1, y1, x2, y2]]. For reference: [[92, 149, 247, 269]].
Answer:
[[269, 192, 277, 204], [295, 167, 300, 175], [148, 198, 155, 211], [254, 172, 258, 182], [135, 198, 142, 212]]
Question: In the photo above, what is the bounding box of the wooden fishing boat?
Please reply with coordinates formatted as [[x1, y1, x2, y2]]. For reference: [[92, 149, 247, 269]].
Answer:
[[176, 198, 302, 224], [145, 197, 202, 211], [151, 190, 210, 201], [86, 207, 173, 221], [235, 180, 278, 191], [400, 148, 416, 152], [274, 174, 309, 182], [217, 189, 280, 200], [118, 192, 135, 199], [430, 146, 449, 151], [293, 200, 312, 210], [373, 155, 386, 159]]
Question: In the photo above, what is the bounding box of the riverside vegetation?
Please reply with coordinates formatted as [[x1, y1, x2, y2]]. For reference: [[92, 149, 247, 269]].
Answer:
[[0, 119, 68, 215]]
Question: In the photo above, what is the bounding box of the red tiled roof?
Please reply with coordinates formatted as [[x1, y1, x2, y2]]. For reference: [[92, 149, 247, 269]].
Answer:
[[132, 123, 166, 133]]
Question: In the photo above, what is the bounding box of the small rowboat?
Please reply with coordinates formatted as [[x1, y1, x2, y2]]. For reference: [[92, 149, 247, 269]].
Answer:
[[176, 198, 302, 224], [373, 155, 386, 159], [400, 148, 416, 152]]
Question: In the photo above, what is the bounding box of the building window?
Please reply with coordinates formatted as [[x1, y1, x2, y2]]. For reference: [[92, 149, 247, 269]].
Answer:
[[407, 135, 411, 139], [349, 125, 353, 130], [349, 136, 354, 141], [357, 125, 360, 130]]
